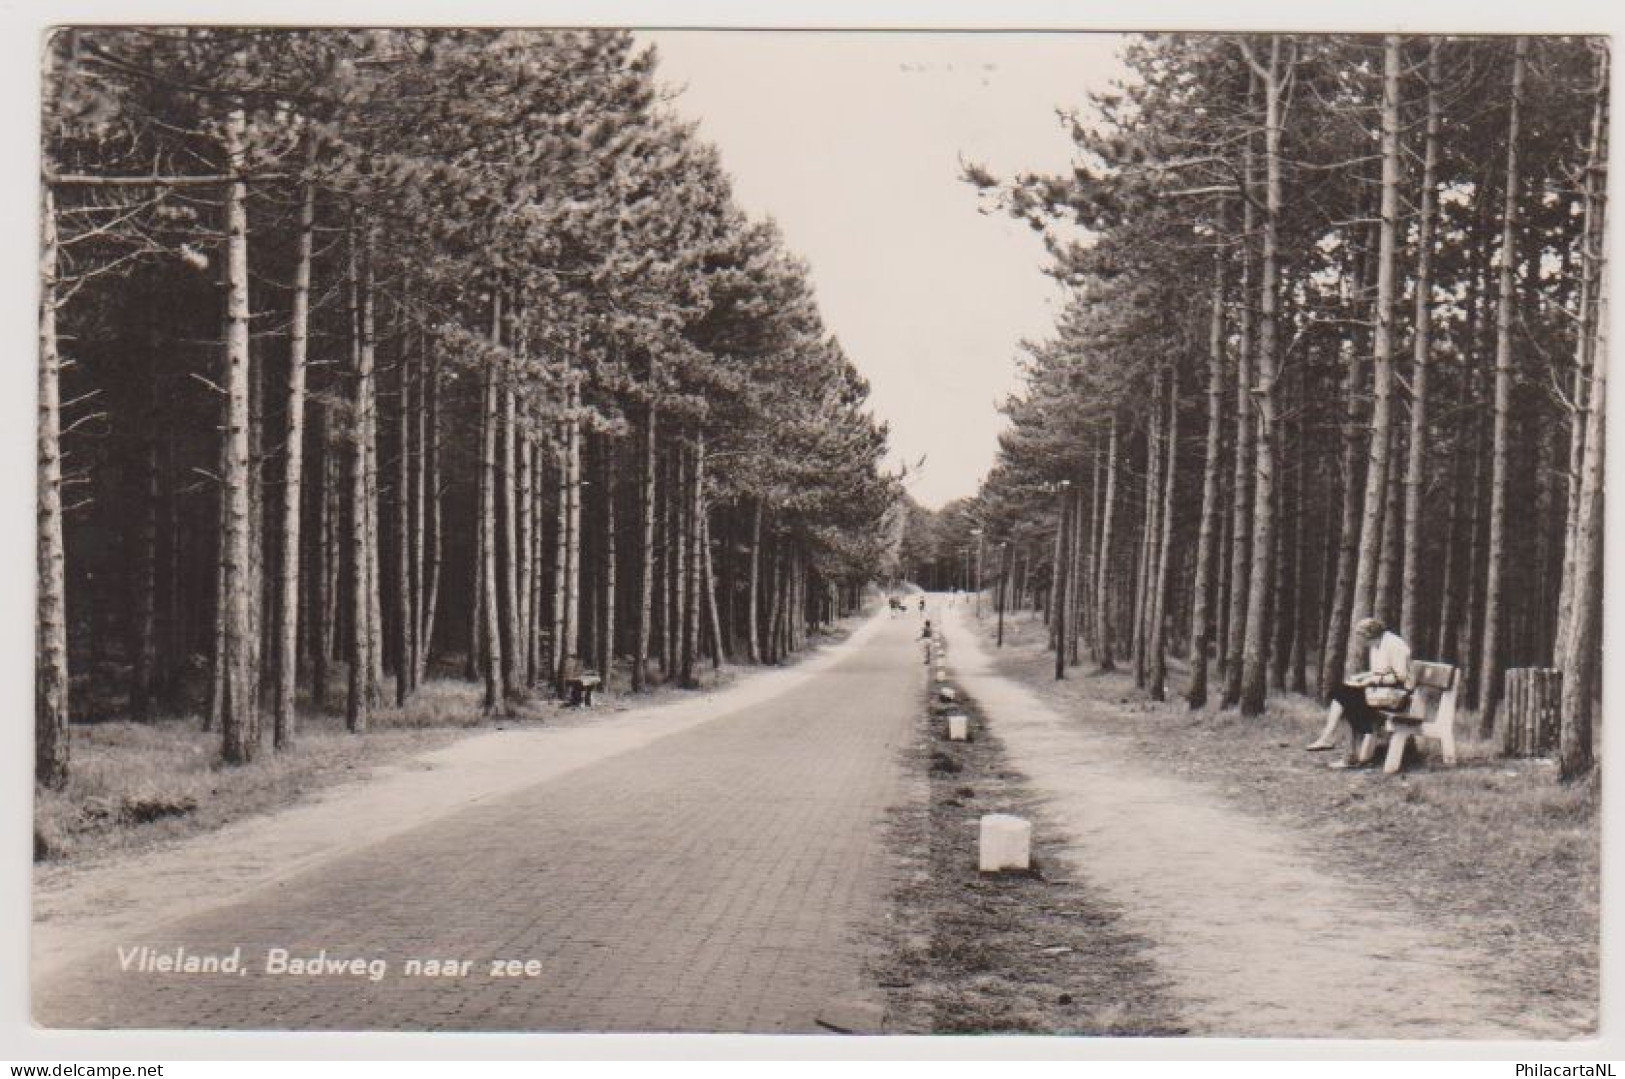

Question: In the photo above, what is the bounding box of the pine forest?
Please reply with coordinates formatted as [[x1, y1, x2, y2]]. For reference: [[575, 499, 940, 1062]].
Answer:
[[903, 34, 1607, 781], [37, 29, 901, 785]]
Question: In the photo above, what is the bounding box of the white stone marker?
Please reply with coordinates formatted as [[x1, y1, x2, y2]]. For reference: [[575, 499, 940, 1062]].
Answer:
[[947, 714, 969, 741], [978, 814, 1032, 873]]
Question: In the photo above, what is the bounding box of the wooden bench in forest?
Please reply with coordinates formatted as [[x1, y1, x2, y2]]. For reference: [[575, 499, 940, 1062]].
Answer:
[[1356, 659, 1460, 775], [565, 672, 601, 708]]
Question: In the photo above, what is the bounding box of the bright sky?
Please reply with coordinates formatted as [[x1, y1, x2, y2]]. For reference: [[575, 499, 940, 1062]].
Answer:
[[641, 31, 1130, 508]]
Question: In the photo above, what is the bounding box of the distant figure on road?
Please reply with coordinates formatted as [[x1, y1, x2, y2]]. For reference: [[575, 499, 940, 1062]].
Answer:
[[1308, 617, 1411, 768], [921, 619, 933, 640], [918, 596, 926, 613]]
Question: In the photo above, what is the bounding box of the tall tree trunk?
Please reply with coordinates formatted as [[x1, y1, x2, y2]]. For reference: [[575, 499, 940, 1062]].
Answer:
[[528, 437, 544, 686], [1346, 34, 1402, 671], [550, 443, 568, 690], [1117, 521, 1136, 646], [393, 314, 414, 709], [659, 453, 674, 674], [515, 404, 534, 688], [1271, 415, 1299, 690], [997, 540, 1012, 647], [1215, 470, 1233, 679], [702, 507, 725, 669], [130, 428, 159, 722], [633, 403, 656, 690], [1082, 454, 1103, 662], [360, 228, 384, 709], [346, 222, 371, 732], [219, 109, 260, 762], [1150, 367, 1178, 702], [1375, 422, 1405, 620], [1223, 75, 1258, 708], [406, 317, 423, 693], [1453, 165, 1498, 702], [784, 548, 796, 656], [478, 294, 506, 715], [1290, 463, 1314, 694], [1047, 491, 1063, 646], [500, 371, 521, 692], [273, 174, 315, 746], [679, 441, 698, 686], [246, 286, 266, 746], [1478, 38, 1528, 736], [561, 368, 583, 684], [163, 434, 186, 708], [765, 545, 784, 664], [1053, 485, 1070, 681], [37, 184, 70, 788], [1437, 430, 1467, 662], [596, 440, 617, 686], [1400, 38, 1442, 649], [466, 475, 482, 679], [1067, 474, 1086, 665], [1094, 417, 1118, 670], [1238, 37, 1285, 717], [1133, 406, 1159, 687], [579, 440, 598, 671], [668, 443, 687, 677], [788, 547, 802, 655], [416, 337, 440, 686], [681, 432, 707, 685], [1322, 274, 1369, 696], [316, 418, 338, 706], [1458, 418, 1488, 704], [746, 498, 764, 665], [1555, 50, 1607, 674], [718, 511, 736, 654], [1559, 252, 1605, 781], [208, 246, 230, 736], [1085, 440, 1104, 663], [1187, 256, 1227, 708]]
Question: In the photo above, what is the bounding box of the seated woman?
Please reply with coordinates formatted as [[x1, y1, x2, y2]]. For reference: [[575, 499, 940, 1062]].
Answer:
[[1306, 617, 1411, 768]]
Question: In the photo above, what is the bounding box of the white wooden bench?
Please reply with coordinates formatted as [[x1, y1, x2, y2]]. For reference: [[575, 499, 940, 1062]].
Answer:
[[1356, 659, 1460, 774]]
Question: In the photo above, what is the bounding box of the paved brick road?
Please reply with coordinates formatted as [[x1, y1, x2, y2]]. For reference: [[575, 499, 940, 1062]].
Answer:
[[34, 612, 924, 1033]]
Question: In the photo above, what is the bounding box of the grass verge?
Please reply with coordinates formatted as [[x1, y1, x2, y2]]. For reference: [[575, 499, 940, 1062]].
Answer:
[[38, 616, 874, 872], [874, 639, 1185, 1035], [33, 678, 493, 869]]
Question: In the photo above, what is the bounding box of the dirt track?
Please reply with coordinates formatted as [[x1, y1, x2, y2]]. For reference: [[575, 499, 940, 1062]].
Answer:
[[937, 603, 1581, 1040]]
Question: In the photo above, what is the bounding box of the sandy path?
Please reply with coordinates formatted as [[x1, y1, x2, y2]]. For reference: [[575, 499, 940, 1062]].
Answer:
[[938, 605, 1567, 1040], [32, 612, 888, 982]]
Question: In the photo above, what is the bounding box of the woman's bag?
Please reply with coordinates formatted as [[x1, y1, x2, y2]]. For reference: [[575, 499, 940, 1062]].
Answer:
[[1364, 678, 1410, 711]]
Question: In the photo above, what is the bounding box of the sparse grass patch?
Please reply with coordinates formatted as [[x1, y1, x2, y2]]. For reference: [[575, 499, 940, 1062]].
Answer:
[[386, 678, 489, 728], [35, 675, 494, 868]]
